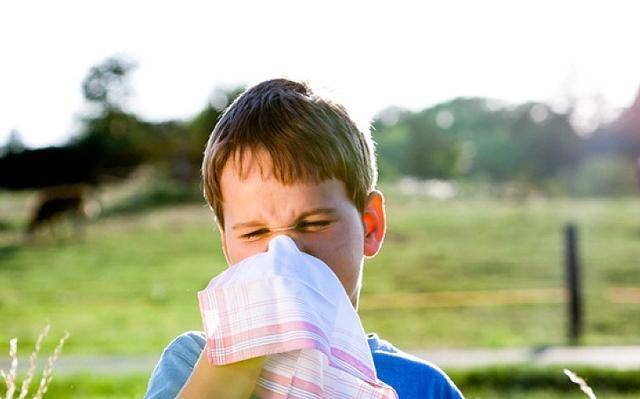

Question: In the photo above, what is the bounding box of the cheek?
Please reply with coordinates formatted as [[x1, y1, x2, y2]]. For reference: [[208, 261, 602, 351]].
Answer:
[[224, 238, 255, 266], [315, 225, 363, 289]]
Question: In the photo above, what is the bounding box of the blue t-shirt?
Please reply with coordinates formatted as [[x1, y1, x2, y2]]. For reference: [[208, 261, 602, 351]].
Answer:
[[143, 330, 463, 398]]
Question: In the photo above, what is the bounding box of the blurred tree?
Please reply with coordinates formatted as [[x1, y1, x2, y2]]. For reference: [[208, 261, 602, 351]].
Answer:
[[508, 103, 584, 184], [586, 86, 640, 160], [71, 56, 149, 180], [373, 106, 461, 179], [427, 98, 514, 180], [188, 86, 245, 147], [180, 86, 245, 178], [554, 155, 639, 197], [373, 98, 588, 190], [404, 114, 460, 179], [0, 146, 96, 189], [371, 106, 411, 181], [70, 110, 147, 179], [82, 56, 137, 112], [1, 129, 26, 156]]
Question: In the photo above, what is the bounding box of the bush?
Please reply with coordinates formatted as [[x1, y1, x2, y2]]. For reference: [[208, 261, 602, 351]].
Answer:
[[449, 365, 640, 393], [551, 155, 639, 197], [98, 167, 203, 218]]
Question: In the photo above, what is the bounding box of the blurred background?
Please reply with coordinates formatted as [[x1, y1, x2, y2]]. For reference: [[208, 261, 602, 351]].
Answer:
[[1, 1, 639, 397]]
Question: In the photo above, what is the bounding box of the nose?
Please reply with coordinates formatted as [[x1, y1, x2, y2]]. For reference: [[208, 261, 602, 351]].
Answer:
[[267, 232, 306, 253]]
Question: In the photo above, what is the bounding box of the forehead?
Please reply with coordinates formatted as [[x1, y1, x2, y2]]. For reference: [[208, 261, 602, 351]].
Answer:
[[222, 145, 340, 186], [219, 148, 352, 218], [223, 147, 282, 182], [220, 147, 342, 192]]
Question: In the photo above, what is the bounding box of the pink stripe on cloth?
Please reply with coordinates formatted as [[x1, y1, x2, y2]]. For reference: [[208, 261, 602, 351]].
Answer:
[[197, 235, 398, 399], [207, 338, 327, 366], [330, 347, 377, 382], [259, 367, 325, 397], [209, 320, 332, 353], [252, 385, 288, 399]]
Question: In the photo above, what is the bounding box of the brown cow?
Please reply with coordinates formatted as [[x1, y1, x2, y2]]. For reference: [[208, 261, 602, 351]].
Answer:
[[24, 184, 100, 241]]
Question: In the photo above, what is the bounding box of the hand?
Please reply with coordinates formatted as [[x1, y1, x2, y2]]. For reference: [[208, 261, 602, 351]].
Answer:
[[177, 344, 265, 398]]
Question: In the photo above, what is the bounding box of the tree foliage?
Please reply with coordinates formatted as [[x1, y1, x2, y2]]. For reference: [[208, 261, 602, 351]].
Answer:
[[373, 98, 587, 187], [3, 55, 638, 196], [82, 56, 137, 111]]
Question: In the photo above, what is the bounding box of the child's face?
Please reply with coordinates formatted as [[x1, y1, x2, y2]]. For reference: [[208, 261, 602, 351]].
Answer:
[[217, 148, 386, 310]]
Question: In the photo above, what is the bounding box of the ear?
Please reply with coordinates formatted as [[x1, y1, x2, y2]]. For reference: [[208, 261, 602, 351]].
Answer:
[[362, 189, 386, 258]]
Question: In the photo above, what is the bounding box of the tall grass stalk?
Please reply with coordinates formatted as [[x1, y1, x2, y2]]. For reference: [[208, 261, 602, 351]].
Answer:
[[1, 324, 69, 399], [564, 368, 597, 399], [17, 324, 49, 399]]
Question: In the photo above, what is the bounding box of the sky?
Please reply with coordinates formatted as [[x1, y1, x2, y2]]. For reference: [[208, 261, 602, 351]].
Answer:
[[1, 0, 639, 148]]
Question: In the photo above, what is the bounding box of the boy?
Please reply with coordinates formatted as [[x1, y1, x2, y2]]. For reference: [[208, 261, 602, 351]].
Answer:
[[143, 78, 464, 398]]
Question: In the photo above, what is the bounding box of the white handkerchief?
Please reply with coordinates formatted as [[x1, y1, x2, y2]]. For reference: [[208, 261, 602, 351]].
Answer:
[[197, 234, 398, 398]]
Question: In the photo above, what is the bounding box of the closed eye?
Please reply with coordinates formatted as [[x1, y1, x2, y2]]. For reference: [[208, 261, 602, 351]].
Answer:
[[241, 220, 333, 240], [298, 220, 331, 229], [241, 228, 270, 240]]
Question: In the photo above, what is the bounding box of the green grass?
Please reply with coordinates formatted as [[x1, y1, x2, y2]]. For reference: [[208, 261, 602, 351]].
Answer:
[[1, 184, 639, 356], [460, 388, 638, 398], [453, 366, 640, 398], [1, 373, 149, 399], [4, 367, 640, 398], [449, 366, 640, 393]]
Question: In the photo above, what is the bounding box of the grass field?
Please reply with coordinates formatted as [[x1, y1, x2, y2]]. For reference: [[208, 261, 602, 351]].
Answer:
[[5, 366, 640, 398], [1, 181, 640, 396], [1, 182, 639, 356]]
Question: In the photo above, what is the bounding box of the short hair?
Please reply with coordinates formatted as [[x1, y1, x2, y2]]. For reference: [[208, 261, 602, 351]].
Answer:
[[201, 78, 378, 229]]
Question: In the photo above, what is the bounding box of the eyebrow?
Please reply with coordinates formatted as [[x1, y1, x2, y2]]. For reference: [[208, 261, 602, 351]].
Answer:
[[232, 208, 338, 231]]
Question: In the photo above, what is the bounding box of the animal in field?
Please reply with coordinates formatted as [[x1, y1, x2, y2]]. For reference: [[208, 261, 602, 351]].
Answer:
[[24, 184, 100, 240]]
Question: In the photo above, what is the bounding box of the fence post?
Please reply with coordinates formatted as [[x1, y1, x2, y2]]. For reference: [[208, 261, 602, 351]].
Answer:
[[564, 223, 583, 345]]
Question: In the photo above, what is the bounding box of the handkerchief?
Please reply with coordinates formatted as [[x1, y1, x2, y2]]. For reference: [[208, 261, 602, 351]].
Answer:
[[197, 234, 398, 398]]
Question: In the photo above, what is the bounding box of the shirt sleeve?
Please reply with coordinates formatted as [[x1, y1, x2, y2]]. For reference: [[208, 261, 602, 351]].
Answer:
[[371, 345, 464, 399], [143, 331, 206, 399], [430, 367, 464, 399]]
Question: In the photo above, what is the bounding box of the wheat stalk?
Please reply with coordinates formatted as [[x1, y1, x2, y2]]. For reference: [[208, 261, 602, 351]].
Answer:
[[32, 330, 69, 399], [564, 368, 597, 399], [17, 324, 50, 399], [0, 337, 19, 399], [1, 324, 68, 399]]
